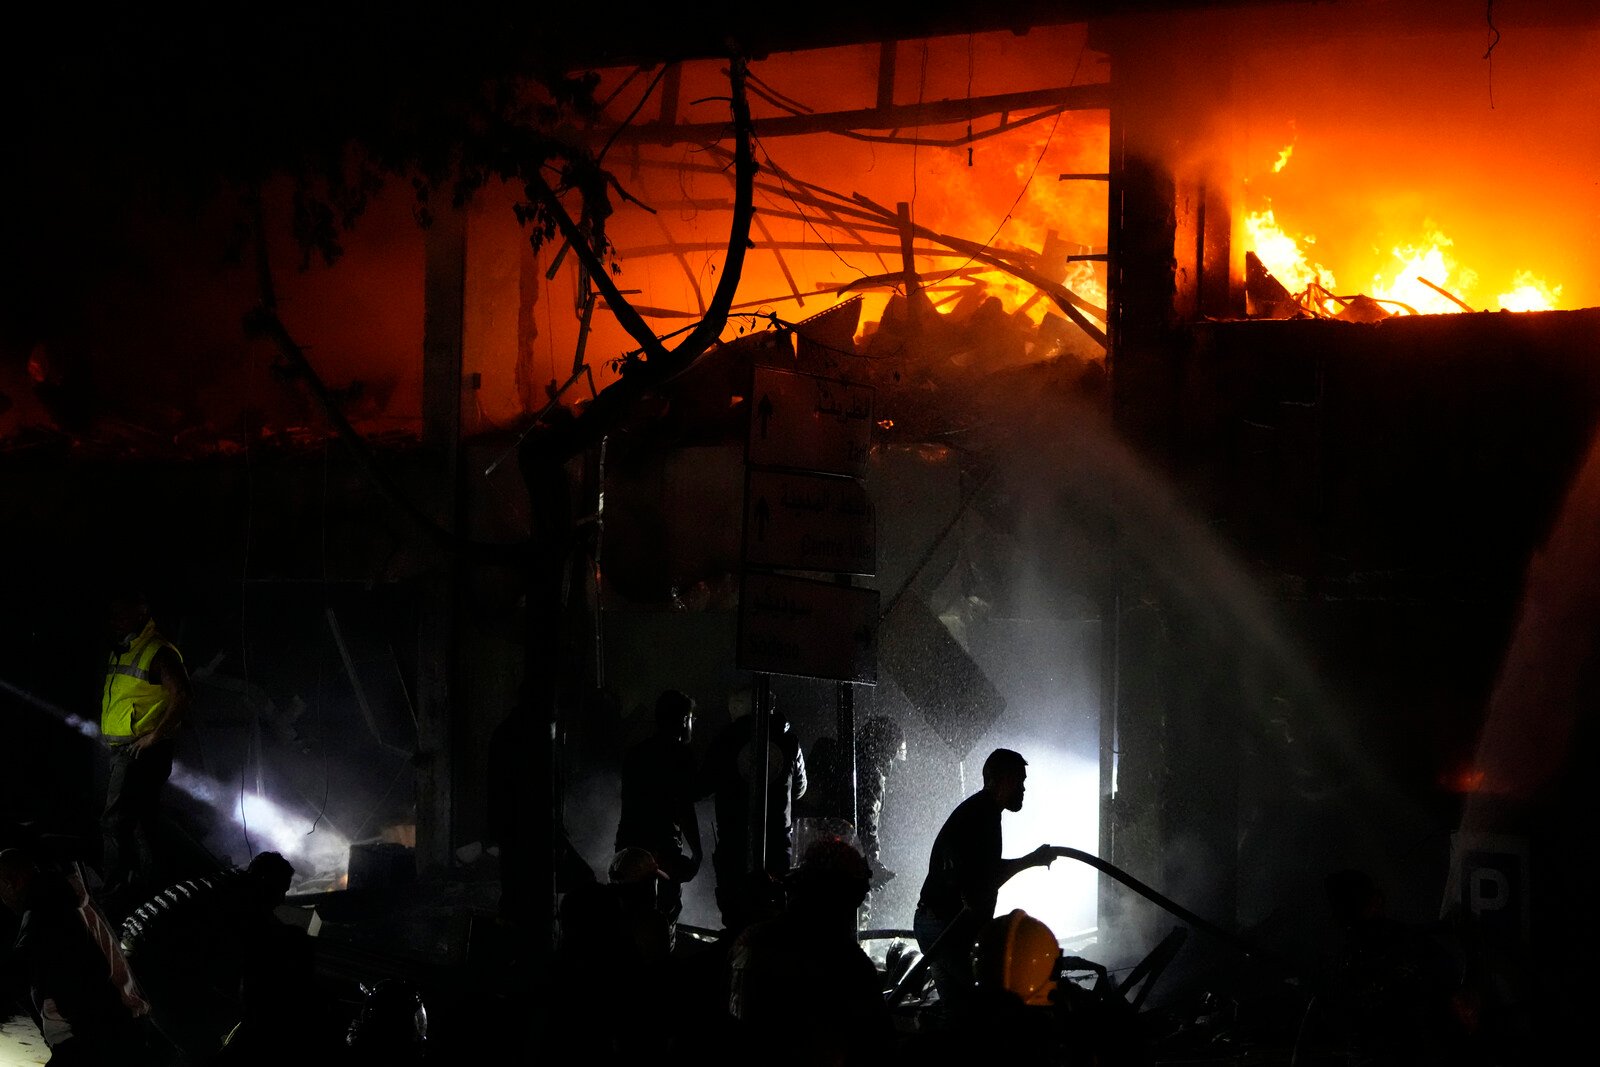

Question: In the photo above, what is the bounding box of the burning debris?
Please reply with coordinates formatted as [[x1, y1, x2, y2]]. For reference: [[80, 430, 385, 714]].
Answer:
[[1240, 132, 1568, 321], [1247, 250, 1484, 323]]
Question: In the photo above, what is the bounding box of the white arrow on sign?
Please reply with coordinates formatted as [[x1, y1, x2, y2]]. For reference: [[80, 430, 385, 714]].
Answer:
[[747, 366, 873, 478], [744, 469, 876, 576]]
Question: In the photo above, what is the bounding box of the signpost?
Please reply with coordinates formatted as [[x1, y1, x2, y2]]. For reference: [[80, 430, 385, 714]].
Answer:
[[736, 360, 877, 910], [1448, 832, 1530, 948], [743, 468, 876, 576], [747, 365, 874, 478], [737, 571, 878, 684], [737, 363, 879, 684]]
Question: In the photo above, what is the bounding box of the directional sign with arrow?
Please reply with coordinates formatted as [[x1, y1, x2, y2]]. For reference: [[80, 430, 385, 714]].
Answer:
[[743, 468, 875, 576], [736, 571, 879, 684], [746, 366, 874, 478]]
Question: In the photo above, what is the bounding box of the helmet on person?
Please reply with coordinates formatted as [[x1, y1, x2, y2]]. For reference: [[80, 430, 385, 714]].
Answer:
[[973, 909, 1060, 1006]]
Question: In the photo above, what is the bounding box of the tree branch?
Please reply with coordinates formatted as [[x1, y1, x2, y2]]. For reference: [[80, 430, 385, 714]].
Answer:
[[522, 57, 758, 463], [525, 172, 669, 363]]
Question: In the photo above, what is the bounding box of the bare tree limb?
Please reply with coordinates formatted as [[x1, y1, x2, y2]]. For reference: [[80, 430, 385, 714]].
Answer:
[[521, 57, 758, 462]]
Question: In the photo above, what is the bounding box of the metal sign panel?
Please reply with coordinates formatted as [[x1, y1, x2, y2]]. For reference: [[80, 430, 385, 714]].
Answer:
[[877, 591, 1005, 759], [743, 469, 876, 576], [747, 366, 873, 478], [736, 571, 878, 684], [1449, 832, 1530, 947]]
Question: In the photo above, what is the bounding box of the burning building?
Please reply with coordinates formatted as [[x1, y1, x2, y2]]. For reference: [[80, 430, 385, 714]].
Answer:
[[2, 0, 1598, 1059]]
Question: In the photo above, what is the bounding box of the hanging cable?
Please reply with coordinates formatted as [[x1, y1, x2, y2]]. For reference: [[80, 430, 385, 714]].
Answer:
[[753, 135, 870, 280], [910, 41, 929, 224], [926, 37, 1087, 289], [966, 33, 975, 167], [597, 62, 675, 167], [1484, 1, 1501, 109]]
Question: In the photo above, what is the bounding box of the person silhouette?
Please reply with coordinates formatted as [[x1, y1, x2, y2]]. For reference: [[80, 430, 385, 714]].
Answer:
[[913, 748, 1063, 1019]]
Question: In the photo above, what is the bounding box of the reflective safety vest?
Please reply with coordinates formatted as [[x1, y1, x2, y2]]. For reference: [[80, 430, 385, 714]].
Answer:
[[101, 620, 181, 742]]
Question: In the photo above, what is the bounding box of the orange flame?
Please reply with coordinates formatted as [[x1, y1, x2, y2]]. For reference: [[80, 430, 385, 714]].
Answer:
[[1370, 227, 1477, 315], [1247, 198, 1564, 316], [1245, 207, 1333, 295], [1498, 271, 1562, 313]]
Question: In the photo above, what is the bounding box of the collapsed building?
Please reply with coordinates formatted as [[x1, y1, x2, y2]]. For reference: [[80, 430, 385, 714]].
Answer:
[[2, 0, 1598, 1058]]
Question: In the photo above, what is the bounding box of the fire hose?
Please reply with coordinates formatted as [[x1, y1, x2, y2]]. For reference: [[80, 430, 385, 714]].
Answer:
[[884, 846, 1256, 1007]]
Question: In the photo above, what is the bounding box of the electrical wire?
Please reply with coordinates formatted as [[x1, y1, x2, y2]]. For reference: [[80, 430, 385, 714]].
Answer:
[[829, 107, 1068, 149], [752, 135, 870, 281], [595, 65, 646, 117], [924, 37, 1088, 290], [909, 41, 928, 224], [743, 69, 815, 116], [966, 32, 975, 167], [597, 62, 675, 167], [1484, 0, 1501, 109]]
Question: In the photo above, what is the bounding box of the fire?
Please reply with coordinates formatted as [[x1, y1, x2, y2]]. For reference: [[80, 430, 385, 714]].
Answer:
[[1441, 764, 1486, 794], [1370, 228, 1477, 316], [1498, 271, 1562, 313], [919, 117, 1109, 329], [1246, 201, 1565, 317], [1245, 207, 1333, 296]]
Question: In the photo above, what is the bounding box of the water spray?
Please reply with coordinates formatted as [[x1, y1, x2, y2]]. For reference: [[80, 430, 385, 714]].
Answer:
[[1, 674, 349, 881]]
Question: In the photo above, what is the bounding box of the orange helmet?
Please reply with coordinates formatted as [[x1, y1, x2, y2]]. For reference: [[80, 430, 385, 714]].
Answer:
[[974, 909, 1060, 1006]]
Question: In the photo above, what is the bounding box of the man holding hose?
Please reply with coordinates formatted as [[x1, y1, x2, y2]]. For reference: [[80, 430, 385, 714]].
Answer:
[[914, 748, 1063, 1018]]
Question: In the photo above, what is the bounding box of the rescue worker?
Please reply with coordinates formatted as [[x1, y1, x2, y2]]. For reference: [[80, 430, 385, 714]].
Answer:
[[904, 908, 1150, 1066], [99, 588, 189, 914], [973, 909, 1067, 1006], [914, 748, 1063, 1019], [607, 846, 676, 962], [343, 980, 430, 1067]]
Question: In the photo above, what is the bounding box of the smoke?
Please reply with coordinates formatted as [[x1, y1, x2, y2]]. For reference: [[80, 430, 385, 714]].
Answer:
[[0, 681, 348, 891], [0, 677, 100, 739], [1464, 423, 1600, 818], [0, 676, 351, 891], [171, 766, 350, 887], [911, 369, 1428, 969], [993, 744, 1100, 940]]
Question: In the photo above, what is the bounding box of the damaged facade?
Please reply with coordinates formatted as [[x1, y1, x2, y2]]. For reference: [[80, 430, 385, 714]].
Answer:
[[2, 0, 1598, 1060]]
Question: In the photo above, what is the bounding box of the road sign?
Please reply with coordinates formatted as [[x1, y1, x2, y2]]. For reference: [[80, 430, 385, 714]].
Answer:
[[744, 469, 876, 576], [737, 571, 878, 684], [1449, 832, 1530, 947], [747, 366, 874, 478]]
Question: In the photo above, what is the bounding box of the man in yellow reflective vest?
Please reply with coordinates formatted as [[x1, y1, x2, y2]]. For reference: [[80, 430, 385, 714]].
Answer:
[[100, 590, 189, 912]]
